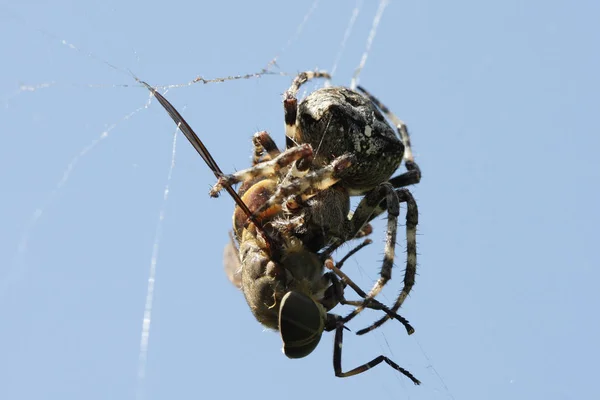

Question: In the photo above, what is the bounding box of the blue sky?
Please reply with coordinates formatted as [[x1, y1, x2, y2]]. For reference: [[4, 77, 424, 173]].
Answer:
[[1, 1, 599, 399]]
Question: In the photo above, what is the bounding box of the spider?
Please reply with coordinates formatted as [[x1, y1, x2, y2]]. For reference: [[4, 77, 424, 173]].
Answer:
[[214, 71, 422, 334]]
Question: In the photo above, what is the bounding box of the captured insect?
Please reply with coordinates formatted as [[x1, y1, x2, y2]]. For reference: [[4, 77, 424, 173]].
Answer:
[[140, 74, 420, 384]]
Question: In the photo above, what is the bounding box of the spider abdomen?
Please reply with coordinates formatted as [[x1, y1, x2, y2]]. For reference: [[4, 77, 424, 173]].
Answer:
[[297, 87, 404, 194]]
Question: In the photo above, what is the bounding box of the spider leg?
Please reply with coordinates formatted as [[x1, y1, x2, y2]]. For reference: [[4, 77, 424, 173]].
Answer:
[[324, 184, 418, 333], [354, 189, 418, 335], [325, 315, 420, 384], [344, 210, 373, 241], [324, 259, 414, 335], [335, 238, 372, 270], [356, 85, 422, 189], [320, 240, 411, 330], [344, 184, 400, 319], [388, 160, 421, 189], [319, 240, 373, 311], [283, 70, 331, 148], [252, 130, 281, 165]]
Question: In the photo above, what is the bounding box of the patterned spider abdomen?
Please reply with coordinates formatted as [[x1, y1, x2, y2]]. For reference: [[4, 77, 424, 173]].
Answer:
[[296, 87, 404, 195]]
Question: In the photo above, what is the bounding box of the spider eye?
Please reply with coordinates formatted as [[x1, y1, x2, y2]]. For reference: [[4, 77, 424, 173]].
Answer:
[[279, 291, 325, 359]]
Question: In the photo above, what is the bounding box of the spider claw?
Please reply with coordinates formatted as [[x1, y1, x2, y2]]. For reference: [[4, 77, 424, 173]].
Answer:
[[209, 183, 223, 198]]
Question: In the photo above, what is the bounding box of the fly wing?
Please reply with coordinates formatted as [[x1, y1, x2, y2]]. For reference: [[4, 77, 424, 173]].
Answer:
[[140, 79, 274, 251], [223, 231, 242, 288], [139, 80, 256, 222]]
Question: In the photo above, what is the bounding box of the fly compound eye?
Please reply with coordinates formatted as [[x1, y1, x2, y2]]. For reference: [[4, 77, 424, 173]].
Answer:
[[279, 291, 325, 359]]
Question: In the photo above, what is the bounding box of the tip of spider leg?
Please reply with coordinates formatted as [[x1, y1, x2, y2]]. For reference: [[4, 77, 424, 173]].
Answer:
[[355, 327, 370, 336], [208, 186, 221, 198]]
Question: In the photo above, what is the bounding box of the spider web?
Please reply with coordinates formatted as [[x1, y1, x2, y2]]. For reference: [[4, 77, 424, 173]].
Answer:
[[0, 2, 453, 400]]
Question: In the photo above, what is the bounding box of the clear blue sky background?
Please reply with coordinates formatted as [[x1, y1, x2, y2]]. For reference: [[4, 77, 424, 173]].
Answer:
[[1, 1, 598, 399]]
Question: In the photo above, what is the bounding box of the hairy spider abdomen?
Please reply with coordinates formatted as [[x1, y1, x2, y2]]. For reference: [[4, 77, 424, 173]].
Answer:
[[297, 87, 404, 195]]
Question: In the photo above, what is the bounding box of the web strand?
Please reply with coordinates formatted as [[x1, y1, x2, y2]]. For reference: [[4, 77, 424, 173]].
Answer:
[[415, 338, 457, 400], [350, 0, 389, 89], [6, 10, 284, 97], [329, 0, 363, 80], [263, 0, 321, 72], [2, 82, 139, 109], [135, 123, 179, 400], [2, 98, 151, 297]]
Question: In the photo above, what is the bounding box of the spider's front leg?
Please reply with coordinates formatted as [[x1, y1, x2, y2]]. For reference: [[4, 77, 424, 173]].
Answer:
[[283, 70, 330, 149]]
